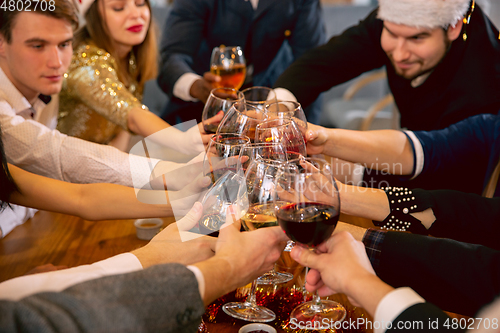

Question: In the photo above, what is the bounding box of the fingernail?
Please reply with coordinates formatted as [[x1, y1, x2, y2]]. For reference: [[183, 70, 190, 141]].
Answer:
[[290, 246, 302, 260]]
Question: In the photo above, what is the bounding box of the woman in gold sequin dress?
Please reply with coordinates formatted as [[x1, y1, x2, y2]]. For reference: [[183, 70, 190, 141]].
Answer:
[[58, 0, 211, 153]]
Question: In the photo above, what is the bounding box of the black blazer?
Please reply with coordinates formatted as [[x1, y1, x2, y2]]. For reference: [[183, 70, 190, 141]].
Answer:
[[376, 232, 500, 317]]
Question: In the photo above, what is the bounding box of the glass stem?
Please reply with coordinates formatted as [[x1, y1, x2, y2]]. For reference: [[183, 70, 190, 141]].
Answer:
[[243, 280, 259, 307], [311, 291, 323, 311]]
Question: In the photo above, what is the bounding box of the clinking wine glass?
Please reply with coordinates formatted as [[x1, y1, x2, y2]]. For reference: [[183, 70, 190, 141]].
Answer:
[[223, 158, 292, 322], [236, 142, 287, 173], [198, 170, 248, 237], [264, 101, 308, 140], [242, 86, 277, 112], [202, 87, 244, 134], [273, 158, 346, 325], [203, 133, 250, 184], [210, 46, 246, 90], [255, 118, 307, 158], [216, 101, 265, 141]]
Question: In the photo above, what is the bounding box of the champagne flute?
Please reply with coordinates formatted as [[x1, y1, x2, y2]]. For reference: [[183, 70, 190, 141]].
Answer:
[[255, 118, 307, 158], [202, 87, 244, 134], [203, 133, 250, 184], [273, 158, 346, 325], [210, 46, 246, 90], [242, 86, 277, 111], [264, 101, 308, 138], [216, 101, 265, 141]]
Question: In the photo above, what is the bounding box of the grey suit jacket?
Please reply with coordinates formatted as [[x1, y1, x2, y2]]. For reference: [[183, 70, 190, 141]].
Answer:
[[0, 264, 205, 332]]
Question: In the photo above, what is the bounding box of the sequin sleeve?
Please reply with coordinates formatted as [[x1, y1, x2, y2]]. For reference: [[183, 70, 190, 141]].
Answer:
[[65, 46, 147, 130]]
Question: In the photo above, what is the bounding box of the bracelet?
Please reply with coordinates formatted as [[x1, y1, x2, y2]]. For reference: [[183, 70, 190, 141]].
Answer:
[[373, 186, 428, 234]]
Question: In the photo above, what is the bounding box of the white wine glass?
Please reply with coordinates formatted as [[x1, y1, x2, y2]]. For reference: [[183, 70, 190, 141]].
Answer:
[[210, 46, 246, 90], [202, 87, 244, 134]]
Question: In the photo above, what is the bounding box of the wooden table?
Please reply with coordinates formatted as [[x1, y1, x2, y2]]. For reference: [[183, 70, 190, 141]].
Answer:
[[0, 210, 175, 282]]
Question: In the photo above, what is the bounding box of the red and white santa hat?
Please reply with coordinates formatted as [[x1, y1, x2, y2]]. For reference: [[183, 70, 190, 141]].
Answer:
[[377, 0, 472, 29]]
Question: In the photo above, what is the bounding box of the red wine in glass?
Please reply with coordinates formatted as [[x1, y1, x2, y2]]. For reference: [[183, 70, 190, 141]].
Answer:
[[275, 202, 339, 247]]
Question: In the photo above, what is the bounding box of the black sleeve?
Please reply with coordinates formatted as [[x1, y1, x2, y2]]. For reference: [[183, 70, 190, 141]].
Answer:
[[377, 232, 500, 317], [0, 264, 205, 333], [273, 9, 386, 109], [387, 303, 455, 333], [411, 188, 500, 250]]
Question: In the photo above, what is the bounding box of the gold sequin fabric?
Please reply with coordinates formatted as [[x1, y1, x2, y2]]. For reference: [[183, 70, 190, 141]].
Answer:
[[58, 44, 148, 144]]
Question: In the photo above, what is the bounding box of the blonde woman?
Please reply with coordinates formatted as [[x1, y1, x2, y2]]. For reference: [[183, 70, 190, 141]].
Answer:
[[58, 0, 213, 153]]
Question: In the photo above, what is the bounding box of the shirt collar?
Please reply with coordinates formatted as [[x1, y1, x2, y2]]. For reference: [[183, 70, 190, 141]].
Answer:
[[0, 66, 49, 114]]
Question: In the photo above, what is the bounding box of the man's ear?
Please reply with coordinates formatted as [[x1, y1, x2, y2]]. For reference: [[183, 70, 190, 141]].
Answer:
[[447, 19, 464, 42]]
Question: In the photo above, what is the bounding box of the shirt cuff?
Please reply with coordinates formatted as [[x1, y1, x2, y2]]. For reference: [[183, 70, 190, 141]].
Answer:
[[173, 73, 202, 102], [0, 253, 143, 301], [374, 287, 425, 333], [128, 154, 161, 190], [187, 265, 205, 299], [403, 131, 424, 180], [274, 88, 297, 103]]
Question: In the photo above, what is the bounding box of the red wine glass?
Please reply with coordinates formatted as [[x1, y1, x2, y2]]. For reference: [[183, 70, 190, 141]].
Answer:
[[254, 118, 307, 159], [273, 157, 346, 325]]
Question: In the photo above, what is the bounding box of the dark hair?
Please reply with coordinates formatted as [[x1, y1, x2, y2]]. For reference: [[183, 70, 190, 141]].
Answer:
[[0, 125, 18, 211], [0, 0, 79, 43]]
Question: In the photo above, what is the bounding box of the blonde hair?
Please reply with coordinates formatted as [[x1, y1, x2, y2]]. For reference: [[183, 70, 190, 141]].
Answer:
[[74, 0, 158, 89]]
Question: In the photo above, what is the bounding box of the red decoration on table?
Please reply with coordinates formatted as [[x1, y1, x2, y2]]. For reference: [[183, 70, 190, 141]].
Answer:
[[199, 285, 369, 332]]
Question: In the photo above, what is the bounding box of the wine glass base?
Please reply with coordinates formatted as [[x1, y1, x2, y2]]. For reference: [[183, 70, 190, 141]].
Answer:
[[257, 271, 293, 285], [222, 302, 276, 322], [290, 300, 346, 326]]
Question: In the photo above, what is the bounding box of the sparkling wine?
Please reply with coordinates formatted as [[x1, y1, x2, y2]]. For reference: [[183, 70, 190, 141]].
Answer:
[[211, 64, 246, 90], [241, 203, 278, 231], [276, 202, 339, 247]]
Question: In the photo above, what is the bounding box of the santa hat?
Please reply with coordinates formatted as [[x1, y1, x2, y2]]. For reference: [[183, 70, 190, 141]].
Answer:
[[377, 0, 472, 29]]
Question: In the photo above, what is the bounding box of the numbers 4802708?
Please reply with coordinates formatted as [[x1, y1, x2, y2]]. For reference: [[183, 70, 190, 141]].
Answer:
[[0, 0, 56, 11], [442, 317, 498, 330]]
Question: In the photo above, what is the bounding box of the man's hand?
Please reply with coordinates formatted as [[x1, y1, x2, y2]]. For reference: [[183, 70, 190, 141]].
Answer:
[[132, 203, 216, 268], [290, 231, 376, 307], [190, 72, 221, 103]]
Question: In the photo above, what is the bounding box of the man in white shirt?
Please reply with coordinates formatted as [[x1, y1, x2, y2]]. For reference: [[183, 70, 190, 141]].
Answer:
[[0, 0, 205, 237]]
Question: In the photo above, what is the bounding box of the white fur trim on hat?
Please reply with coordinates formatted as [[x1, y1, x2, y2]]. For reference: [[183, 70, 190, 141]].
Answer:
[[377, 0, 471, 29]]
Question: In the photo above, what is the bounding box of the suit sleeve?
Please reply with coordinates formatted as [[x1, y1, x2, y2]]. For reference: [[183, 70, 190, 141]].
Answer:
[[412, 114, 496, 189], [377, 232, 500, 317], [273, 9, 386, 108], [157, 0, 208, 97], [409, 188, 500, 250], [0, 264, 205, 333]]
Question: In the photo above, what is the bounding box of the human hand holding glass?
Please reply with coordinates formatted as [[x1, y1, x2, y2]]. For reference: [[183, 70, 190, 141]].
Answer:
[[273, 158, 346, 324]]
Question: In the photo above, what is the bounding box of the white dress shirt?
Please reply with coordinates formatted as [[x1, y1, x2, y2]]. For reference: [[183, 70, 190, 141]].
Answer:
[[0, 67, 160, 237]]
